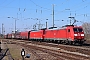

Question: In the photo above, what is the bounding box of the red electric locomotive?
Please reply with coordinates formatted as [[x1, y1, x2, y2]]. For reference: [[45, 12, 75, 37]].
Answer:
[[43, 25, 85, 44]]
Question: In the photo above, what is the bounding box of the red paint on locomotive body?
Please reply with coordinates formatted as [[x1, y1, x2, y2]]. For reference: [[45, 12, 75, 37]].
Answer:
[[43, 25, 85, 44]]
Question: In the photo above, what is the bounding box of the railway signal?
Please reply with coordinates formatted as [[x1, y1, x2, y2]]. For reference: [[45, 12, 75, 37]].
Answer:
[[21, 49, 25, 60]]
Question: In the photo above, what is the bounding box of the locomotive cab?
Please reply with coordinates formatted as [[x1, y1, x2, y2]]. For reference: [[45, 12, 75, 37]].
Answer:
[[73, 27, 85, 44], [66, 25, 85, 44]]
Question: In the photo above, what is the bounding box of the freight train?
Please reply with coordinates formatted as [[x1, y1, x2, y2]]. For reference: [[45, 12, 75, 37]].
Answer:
[[4, 25, 86, 45]]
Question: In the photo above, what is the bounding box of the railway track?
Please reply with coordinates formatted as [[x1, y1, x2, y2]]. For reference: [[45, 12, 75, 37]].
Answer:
[[3, 39, 90, 60], [20, 42, 90, 60], [22, 40, 90, 55], [19, 43, 89, 60], [1, 40, 14, 60]]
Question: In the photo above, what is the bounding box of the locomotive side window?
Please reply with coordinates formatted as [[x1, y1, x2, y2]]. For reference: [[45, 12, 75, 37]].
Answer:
[[68, 29, 70, 32], [73, 28, 77, 32]]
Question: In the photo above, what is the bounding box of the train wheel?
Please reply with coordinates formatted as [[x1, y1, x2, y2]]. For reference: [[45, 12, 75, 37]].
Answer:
[[57, 40, 60, 44], [55, 40, 57, 43], [58, 41, 61, 44], [69, 41, 75, 45], [79, 41, 84, 46], [65, 40, 69, 45], [70, 41, 73, 45], [72, 41, 76, 45]]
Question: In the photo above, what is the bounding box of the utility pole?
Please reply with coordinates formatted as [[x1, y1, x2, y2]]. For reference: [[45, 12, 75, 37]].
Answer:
[[0, 28, 1, 34], [52, 4, 55, 27], [2, 23, 4, 35], [2, 23, 4, 38], [15, 19, 16, 38], [38, 20, 40, 29], [46, 19, 48, 28], [46, 22, 47, 28]]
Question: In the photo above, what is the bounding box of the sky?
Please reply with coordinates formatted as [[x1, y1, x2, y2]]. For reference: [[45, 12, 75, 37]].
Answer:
[[0, 0, 90, 34]]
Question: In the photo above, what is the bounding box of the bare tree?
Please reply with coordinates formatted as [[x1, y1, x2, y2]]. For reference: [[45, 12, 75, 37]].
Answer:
[[82, 22, 90, 40]]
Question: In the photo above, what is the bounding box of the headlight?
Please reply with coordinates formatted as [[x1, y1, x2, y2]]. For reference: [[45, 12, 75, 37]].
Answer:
[[74, 34, 77, 36], [81, 34, 84, 36]]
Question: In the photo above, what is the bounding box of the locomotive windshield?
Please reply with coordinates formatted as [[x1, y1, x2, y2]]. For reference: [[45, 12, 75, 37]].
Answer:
[[73, 28, 83, 32]]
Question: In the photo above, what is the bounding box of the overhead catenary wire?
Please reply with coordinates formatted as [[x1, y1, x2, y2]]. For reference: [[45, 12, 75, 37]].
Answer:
[[29, 0, 51, 11], [29, 0, 71, 15], [0, 0, 7, 6], [0, 0, 89, 16], [0, 0, 90, 33], [0, 0, 15, 10], [0, 0, 89, 18], [54, 0, 90, 17]]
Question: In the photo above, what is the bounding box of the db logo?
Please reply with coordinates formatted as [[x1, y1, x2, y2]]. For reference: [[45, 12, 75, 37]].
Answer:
[[78, 33, 80, 36]]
